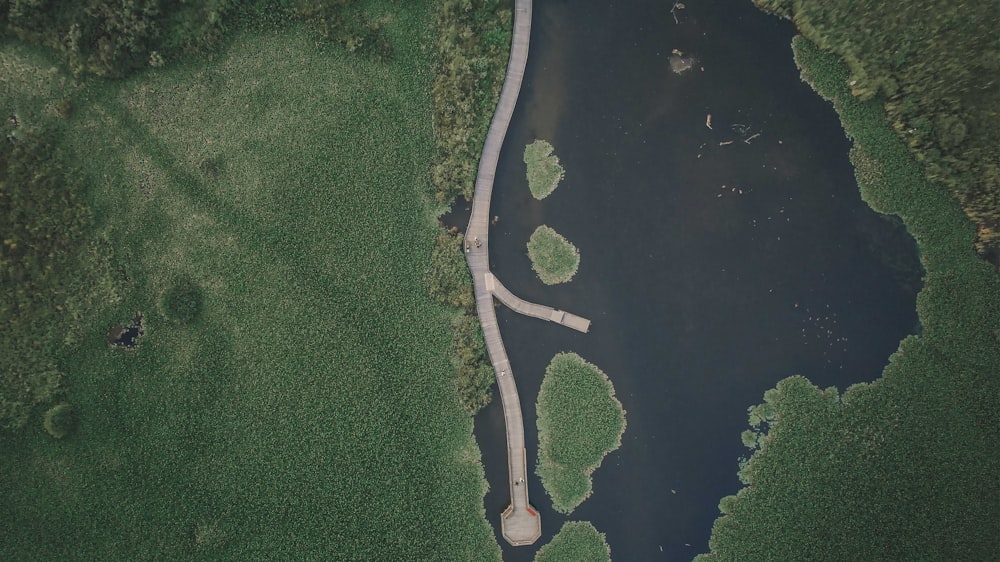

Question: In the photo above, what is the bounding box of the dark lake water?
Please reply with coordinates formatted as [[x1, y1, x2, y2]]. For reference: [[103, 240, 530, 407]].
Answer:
[[470, 0, 921, 560]]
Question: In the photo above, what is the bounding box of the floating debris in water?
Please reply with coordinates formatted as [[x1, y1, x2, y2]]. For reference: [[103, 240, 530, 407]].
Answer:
[[669, 49, 697, 74]]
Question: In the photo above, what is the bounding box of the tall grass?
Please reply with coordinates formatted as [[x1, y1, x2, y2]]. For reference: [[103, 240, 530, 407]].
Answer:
[[524, 139, 565, 200], [527, 225, 581, 285], [534, 521, 612, 562], [698, 38, 1000, 561], [536, 353, 626, 514], [0, 4, 502, 560]]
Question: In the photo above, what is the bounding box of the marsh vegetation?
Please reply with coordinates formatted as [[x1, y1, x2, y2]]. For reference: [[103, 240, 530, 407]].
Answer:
[[0, 1, 510, 559], [523, 139, 565, 200], [536, 353, 626, 514], [754, 0, 1000, 258], [699, 39, 1000, 561], [534, 521, 612, 562], [527, 225, 581, 285]]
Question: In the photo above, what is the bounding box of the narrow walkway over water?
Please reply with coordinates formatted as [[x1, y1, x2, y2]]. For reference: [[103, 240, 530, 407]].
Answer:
[[488, 273, 591, 333], [465, 0, 591, 547]]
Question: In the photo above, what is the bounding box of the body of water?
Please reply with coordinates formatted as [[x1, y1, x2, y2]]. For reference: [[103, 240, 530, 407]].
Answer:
[[472, 1, 921, 559]]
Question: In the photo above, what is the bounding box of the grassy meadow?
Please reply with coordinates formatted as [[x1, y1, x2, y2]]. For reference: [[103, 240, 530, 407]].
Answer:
[[524, 139, 565, 200], [0, 4, 502, 560], [536, 353, 626, 514], [527, 225, 580, 285], [534, 521, 612, 562]]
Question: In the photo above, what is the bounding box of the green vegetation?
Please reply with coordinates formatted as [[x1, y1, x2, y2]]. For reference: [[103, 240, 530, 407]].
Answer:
[[524, 139, 565, 199], [754, 0, 1000, 258], [431, 0, 512, 205], [535, 521, 612, 562], [451, 314, 495, 414], [42, 402, 76, 439], [536, 353, 626, 514], [0, 2, 505, 559], [427, 230, 474, 310], [0, 0, 399, 78], [426, 231, 494, 414], [698, 39, 1000, 561], [160, 277, 203, 324], [527, 225, 581, 285], [0, 121, 113, 430]]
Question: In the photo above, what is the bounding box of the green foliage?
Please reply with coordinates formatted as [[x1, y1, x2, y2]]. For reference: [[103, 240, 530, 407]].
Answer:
[[527, 225, 581, 285], [534, 521, 612, 562], [431, 0, 512, 205], [0, 7, 502, 560], [426, 230, 493, 413], [0, 125, 103, 433], [536, 353, 626, 514], [1, 0, 235, 77], [0, 0, 398, 78], [452, 314, 494, 414], [42, 402, 76, 439], [523, 139, 565, 200], [427, 230, 474, 310], [699, 41, 1000, 562], [290, 0, 392, 60], [160, 276, 203, 324], [754, 0, 1000, 255]]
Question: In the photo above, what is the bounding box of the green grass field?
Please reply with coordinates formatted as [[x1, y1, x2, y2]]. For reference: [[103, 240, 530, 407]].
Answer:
[[524, 139, 565, 199], [0, 4, 501, 560], [536, 353, 626, 514], [535, 521, 612, 562], [527, 225, 580, 285]]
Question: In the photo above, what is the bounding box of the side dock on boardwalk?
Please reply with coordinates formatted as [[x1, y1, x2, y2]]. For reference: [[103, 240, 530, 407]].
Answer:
[[463, 0, 591, 547]]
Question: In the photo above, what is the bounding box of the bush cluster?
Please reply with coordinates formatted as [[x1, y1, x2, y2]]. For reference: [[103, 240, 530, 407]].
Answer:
[[160, 277, 203, 324], [431, 0, 512, 205], [42, 402, 76, 439], [754, 0, 1000, 256]]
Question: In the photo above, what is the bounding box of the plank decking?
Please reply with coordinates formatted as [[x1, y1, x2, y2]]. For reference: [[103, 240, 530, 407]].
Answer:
[[463, 0, 591, 546]]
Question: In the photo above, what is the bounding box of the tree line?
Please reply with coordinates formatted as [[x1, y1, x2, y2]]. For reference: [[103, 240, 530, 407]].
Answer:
[[755, 0, 1000, 261], [0, 0, 392, 78]]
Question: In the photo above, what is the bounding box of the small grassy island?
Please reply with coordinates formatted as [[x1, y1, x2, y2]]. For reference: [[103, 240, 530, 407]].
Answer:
[[536, 353, 626, 514], [523, 139, 565, 199], [527, 225, 581, 285], [534, 521, 612, 562]]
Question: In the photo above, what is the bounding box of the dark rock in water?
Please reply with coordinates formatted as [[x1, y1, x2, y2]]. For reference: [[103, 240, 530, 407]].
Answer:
[[107, 313, 144, 349], [670, 54, 696, 74]]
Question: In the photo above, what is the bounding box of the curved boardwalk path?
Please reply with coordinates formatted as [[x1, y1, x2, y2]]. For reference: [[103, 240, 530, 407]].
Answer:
[[464, 0, 591, 547]]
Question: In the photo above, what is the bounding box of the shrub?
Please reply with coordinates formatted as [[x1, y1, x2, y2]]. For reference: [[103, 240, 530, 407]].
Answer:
[[43, 403, 76, 439], [161, 277, 204, 324]]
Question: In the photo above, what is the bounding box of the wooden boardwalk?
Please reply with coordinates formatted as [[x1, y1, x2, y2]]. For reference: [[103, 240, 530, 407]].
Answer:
[[487, 273, 591, 333], [464, 0, 591, 547]]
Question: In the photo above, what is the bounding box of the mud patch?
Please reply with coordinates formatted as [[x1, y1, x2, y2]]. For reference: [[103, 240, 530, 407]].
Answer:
[[107, 313, 144, 349]]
